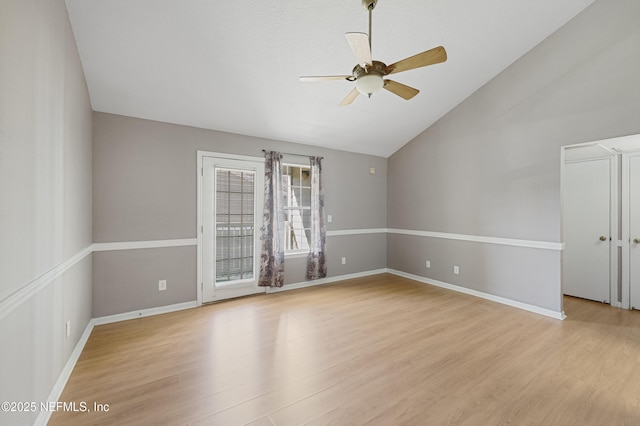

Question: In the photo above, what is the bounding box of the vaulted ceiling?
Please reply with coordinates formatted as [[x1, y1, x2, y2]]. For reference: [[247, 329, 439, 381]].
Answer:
[[65, 0, 597, 157]]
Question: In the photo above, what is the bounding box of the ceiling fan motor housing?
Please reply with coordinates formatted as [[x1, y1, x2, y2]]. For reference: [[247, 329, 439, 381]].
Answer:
[[353, 60, 387, 79]]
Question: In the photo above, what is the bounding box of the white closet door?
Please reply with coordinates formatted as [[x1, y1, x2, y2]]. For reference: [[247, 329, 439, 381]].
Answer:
[[627, 154, 640, 310], [563, 159, 611, 303]]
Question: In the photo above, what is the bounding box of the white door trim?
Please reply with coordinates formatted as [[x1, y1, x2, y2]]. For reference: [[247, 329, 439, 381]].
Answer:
[[622, 153, 632, 309]]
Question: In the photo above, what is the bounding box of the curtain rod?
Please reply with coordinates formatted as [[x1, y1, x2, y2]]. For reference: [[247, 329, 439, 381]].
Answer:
[[262, 149, 323, 160]]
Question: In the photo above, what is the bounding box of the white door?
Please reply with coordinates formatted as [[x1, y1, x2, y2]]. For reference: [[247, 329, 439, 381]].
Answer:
[[626, 154, 640, 310], [200, 155, 265, 303], [562, 159, 611, 303]]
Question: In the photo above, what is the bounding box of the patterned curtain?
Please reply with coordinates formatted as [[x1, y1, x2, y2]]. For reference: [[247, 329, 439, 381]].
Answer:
[[258, 151, 285, 287], [307, 156, 327, 280]]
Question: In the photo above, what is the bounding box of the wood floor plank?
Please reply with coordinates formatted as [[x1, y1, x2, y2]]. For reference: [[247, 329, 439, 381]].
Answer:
[[49, 274, 640, 425]]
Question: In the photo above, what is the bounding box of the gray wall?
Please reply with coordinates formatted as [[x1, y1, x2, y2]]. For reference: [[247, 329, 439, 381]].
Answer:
[[387, 0, 640, 313], [0, 0, 93, 424], [92, 112, 387, 316]]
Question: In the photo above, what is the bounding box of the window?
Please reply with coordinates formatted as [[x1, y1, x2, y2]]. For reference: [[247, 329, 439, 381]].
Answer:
[[215, 168, 255, 282], [282, 164, 311, 253]]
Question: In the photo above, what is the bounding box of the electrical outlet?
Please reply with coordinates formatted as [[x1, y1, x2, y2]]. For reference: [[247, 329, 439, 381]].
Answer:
[[453, 265, 460, 275], [327, 214, 333, 223], [158, 280, 167, 291], [426, 260, 431, 268], [65, 320, 70, 339], [341, 257, 346, 265]]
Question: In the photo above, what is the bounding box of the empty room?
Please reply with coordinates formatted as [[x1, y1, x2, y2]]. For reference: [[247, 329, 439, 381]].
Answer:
[[2, 0, 640, 424]]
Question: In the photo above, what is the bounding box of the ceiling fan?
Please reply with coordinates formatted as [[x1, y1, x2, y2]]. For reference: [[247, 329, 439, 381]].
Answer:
[[300, 0, 447, 106]]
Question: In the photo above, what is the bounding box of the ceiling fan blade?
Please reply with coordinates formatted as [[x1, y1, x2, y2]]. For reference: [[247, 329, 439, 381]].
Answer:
[[345, 32, 372, 67], [383, 80, 419, 100], [385, 46, 447, 75], [339, 87, 360, 106], [299, 75, 352, 82]]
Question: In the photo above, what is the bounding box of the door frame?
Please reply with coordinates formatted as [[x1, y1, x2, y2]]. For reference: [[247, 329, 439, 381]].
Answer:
[[196, 150, 265, 306]]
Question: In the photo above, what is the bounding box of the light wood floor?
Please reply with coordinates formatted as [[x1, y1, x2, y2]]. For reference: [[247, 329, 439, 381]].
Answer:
[[50, 274, 640, 425]]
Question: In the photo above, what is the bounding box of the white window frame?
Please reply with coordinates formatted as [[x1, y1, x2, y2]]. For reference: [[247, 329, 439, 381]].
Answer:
[[282, 161, 311, 258]]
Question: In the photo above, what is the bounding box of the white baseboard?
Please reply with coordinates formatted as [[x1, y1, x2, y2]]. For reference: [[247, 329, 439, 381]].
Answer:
[[34, 318, 95, 426], [387, 269, 566, 320], [92, 301, 198, 326], [266, 269, 388, 293]]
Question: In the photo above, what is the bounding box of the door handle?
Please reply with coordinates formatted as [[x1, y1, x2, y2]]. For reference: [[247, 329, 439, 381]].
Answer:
[[599, 236, 607, 241], [634, 238, 640, 244]]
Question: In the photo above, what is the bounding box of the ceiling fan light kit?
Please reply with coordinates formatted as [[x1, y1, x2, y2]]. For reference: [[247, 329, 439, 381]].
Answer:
[[300, 0, 447, 106], [354, 61, 385, 97], [355, 73, 383, 97]]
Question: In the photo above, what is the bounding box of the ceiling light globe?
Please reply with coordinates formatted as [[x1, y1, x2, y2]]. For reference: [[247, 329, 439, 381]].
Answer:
[[355, 73, 384, 97]]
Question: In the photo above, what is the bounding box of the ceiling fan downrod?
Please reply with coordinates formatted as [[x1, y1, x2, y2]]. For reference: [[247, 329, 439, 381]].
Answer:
[[363, 0, 377, 53]]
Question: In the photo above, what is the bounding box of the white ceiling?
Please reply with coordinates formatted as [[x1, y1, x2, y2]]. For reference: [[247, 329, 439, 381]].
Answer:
[[64, 0, 597, 158]]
